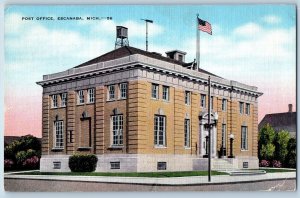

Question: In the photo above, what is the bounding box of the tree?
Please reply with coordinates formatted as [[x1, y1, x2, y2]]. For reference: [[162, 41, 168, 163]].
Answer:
[[4, 135, 41, 170], [285, 138, 296, 168], [274, 130, 290, 163], [258, 123, 276, 161], [260, 143, 275, 161]]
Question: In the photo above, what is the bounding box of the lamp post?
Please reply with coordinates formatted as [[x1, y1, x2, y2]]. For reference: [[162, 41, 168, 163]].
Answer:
[[228, 133, 235, 158]]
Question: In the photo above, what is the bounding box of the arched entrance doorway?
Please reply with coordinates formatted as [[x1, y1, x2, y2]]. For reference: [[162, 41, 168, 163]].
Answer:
[[199, 112, 218, 158]]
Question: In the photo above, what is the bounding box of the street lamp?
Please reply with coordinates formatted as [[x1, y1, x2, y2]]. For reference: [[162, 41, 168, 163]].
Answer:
[[228, 133, 235, 158], [203, 112, 218, 182]]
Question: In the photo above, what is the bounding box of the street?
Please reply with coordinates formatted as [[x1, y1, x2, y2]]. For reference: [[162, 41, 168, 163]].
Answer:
[[4, 178, 296, 191]]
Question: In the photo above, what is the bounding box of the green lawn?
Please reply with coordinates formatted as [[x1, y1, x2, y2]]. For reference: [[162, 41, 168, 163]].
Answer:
[[15, 170, 228, 177], [258, 168, 296, 173]]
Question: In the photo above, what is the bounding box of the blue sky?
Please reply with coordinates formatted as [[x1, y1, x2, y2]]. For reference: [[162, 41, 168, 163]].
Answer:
[[4, 5, 296, 136]]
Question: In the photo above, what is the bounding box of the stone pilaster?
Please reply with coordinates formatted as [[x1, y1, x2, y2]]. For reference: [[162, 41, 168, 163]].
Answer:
[[66, 91, 75, 154], [95, 86, 105, 154], [174, 89, 184, 153], [252, 103, 258, 157], [191, 93, 199, 155], [42, 94, 49, 155]]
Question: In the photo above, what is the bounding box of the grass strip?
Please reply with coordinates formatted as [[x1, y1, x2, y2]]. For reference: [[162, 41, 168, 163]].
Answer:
[[15, 170, 228, 177]]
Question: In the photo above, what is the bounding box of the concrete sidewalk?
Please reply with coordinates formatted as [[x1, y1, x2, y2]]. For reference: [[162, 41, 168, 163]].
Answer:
[[4, 171, 296, 186]]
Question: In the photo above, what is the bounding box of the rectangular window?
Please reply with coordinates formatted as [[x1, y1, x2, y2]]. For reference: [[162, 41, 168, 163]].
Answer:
[[184, 119, 190, 148], [108, 85, 115, 100], [178, 54, 183, 62], [243, 162, 249, 168], [88, 88, 95, 103], [157, 162, 167, 170], [222, 99, 227, 111], [241, 126, 248, 150], [154, 115, 166, 146], [152, 84, 159, 99], [111, 115, 123, 146], [69, 130, 73, 143], [201, 94, 206, 108], [222, 124, 226, 148], [54, 120, 63, 149], [110, 162, 120, 169], [61, 93, 67, 107], [78, 90, 84, 104], [239, 102, 244, 114], [245, 103, 250, 115], [52, 95, 58, 108], [162, 86, 169, 101], [185, 91, 191, 105], [119, 83, 127, 99], [53, 162, 61, 169], [210, 96, 213, 110]]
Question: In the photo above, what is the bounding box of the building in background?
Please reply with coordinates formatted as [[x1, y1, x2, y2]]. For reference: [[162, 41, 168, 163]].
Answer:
[[37, 27, 262, 172], [259, 104, 296, 138]]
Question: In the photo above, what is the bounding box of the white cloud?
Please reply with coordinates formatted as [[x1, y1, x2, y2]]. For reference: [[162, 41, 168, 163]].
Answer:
[[181, 22, 295, 86], [262, 15, 282, 24], [233, 22, 261, 37]]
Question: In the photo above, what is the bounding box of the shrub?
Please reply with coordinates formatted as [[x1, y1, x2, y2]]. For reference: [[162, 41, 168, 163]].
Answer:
[[271, 160, 282, 168], [4, 159, 14, 170], [22, 156, 40, 169], [69, 154, 98, 172], [259, 160, 270, 167], [16, 149, 38, 166]]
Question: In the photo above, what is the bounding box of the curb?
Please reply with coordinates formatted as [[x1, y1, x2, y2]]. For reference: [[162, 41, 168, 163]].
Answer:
[[4, 172, 296, 186]]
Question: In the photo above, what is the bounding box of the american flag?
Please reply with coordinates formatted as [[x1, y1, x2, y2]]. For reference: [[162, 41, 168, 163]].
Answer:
[[198, 18, 212, 35]]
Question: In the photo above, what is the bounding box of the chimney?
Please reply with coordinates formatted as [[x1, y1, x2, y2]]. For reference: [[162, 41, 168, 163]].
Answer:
[[288, 104, 293, 112]]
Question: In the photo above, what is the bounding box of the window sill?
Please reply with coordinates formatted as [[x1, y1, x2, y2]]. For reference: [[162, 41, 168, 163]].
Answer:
[[86, 102, 95, 105], [51, 106, 66, 109], [77, 103, 85, 106], [51, 148, 64, 152], [77, 147, 92, 151], [108, 146, 124, 150], [119, 97, 127, 100], [162, 99, 170, 103], [184, 147, 191, 150], [106, 99, 116, 102], [154, 146, 167, 149], [241, 149, 249, 152], [151, 98, 159, 101]]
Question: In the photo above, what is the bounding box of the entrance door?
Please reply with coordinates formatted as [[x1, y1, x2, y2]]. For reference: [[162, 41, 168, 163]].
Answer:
[[199, 112, 217, 158]]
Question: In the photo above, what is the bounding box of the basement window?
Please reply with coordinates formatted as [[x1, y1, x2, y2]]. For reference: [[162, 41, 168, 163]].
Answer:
[[53, 161, 61, 169], [243, 162, 249, 168], [157, 162, 167, 170], [110, 162, 120, 169]]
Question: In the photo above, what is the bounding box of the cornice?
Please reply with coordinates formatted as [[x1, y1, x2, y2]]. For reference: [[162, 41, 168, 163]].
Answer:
[[37, 54, 263, 97]]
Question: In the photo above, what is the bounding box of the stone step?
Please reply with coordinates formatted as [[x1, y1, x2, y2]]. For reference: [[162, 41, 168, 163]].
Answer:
[[211, 159, 236, 170]]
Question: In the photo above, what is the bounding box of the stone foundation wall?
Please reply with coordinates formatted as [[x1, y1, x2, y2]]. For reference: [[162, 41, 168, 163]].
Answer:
[[40, 154, 259, 172]]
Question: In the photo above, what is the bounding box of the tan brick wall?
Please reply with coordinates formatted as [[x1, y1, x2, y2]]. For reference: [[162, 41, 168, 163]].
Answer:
[[43, 79, 258, 159]]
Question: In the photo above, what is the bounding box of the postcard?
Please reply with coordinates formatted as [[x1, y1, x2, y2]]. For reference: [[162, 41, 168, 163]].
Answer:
[[3, 4, 296, 192]]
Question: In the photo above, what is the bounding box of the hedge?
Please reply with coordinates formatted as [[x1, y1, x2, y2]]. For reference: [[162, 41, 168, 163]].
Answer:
[[69, 154, 98, 172]]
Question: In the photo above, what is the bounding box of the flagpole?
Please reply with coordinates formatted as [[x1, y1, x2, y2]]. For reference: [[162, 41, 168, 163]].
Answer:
[[196, 14, 200, 70]]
